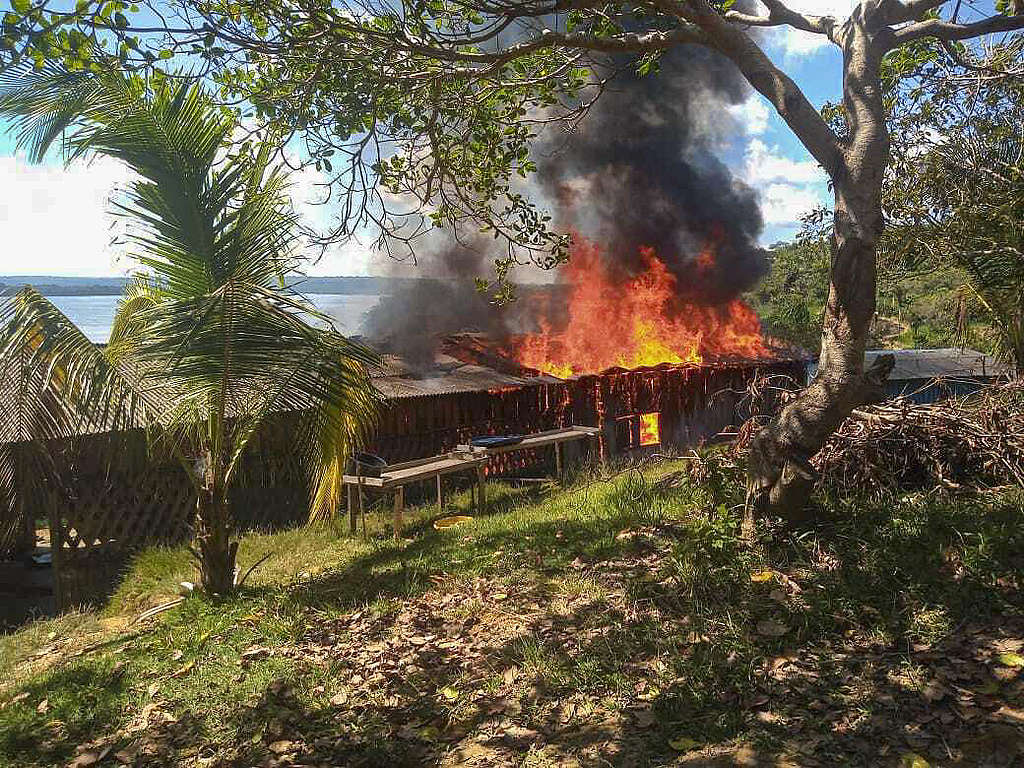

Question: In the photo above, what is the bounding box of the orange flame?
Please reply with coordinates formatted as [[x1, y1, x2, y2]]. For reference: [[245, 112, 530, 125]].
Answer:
[[514, 238, 767, 377], [639, 413, 660, 446]]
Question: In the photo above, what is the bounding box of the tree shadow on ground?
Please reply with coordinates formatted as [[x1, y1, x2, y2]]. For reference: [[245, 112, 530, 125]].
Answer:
[[242, 488, 1024, 767], [2, 484, 1023, 767]]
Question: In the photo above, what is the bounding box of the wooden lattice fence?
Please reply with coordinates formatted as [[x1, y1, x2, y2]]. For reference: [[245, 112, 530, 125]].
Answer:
[[35, 417, 313, 609]]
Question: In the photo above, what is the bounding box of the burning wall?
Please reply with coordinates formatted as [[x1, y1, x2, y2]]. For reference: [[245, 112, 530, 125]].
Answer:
[[369, 349, 808, 465]]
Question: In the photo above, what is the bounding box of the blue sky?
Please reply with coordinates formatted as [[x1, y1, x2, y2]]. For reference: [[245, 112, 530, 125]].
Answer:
[[0, 0, 850, 277]]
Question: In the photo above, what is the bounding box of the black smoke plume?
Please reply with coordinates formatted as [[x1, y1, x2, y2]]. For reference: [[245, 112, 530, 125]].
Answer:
[[537, 44, 767, 304], [361, 236, 519, 370], [364, 38, 768, 365]]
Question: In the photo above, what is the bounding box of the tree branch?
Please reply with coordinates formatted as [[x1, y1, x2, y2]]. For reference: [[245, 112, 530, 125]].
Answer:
[[399, 24, 709, 71], [661, 0, 842, 175], [893, 12, 1024, 45], [725, 0, 837, 41], [885, 0, 948, 25], [938, 38, 1024, 78]]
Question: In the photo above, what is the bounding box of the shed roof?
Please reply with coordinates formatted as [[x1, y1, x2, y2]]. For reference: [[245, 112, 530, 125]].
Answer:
[[370, 353, 559, 399], [864, 348, 1011, 381]]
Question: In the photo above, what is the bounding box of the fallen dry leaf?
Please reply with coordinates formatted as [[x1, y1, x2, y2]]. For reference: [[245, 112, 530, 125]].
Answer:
[[268, 739, 295, 754], [756, 619, 789, 637], [114, 742, 141, 764], [396, 724, 419, 740], [439, 686, 460, 701], [68, 746, 111, 767], [0, 692, 29, 710], [634, 709, 656, 728], [899, 752, 930, 768], [921, 680, 948, 703], [240, 646, 271, 662]]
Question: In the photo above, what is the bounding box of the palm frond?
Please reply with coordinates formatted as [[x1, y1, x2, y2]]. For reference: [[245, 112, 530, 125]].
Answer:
[[0, 287, 161, 443], [305, 353, 381, 524]]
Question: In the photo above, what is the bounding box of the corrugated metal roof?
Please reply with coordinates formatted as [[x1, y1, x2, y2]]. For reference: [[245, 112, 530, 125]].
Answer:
[[864, 348, 1011, 381], [370, 352, 559, 399], [370, 344, 808, 399]]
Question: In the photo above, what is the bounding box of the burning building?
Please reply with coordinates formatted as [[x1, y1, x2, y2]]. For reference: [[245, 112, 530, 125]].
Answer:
[[366, 328, 806, 473], [358, 40, 798, 464]]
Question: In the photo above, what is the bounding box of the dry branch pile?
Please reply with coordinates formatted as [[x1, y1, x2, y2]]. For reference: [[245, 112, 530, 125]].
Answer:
[[813, 381, 1024, 493]]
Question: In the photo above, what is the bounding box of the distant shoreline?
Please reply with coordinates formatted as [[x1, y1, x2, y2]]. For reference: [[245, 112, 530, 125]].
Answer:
[[0, 275, 418, 297]]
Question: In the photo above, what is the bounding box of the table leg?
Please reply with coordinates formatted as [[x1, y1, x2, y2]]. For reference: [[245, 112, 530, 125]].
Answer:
[[476, 466, 486, 515], [358, 477, 366, 537], [436, 473, 444, 511], [393, 485, 404, 539], [347, 484, 356, 534]]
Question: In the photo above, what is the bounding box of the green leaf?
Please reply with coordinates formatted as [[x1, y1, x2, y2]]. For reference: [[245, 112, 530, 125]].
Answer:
[[668, 736, 700, 752], [997, 652, 1024, 668], [900, 754, 930, 768], [11, 0, 30, 13]]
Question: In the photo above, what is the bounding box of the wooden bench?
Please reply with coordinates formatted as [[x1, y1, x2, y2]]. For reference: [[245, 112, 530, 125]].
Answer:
[[456, 425, 601, 478]]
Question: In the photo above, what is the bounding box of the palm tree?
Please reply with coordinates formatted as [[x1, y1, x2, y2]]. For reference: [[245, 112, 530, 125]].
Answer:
[[883, 118, 1024, 376], [939, 134, 1024, 376], [0, 65, 380, 593]]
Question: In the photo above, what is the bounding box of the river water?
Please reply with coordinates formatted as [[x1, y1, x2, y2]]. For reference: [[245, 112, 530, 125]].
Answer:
[[47, 293, 384, 343]]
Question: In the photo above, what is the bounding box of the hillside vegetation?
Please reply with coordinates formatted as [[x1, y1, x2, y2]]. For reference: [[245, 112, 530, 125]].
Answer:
[[748, 240, 998, 356]]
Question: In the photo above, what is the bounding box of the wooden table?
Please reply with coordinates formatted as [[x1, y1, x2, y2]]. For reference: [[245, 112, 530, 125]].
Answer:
[[343, 452, 489, 537], [344, 426, 600, 538], [456, 425, 601, 479]]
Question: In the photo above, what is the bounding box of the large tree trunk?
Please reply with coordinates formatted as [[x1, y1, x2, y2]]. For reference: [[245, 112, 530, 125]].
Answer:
[[747, 6, 895, 521], [747, 221, 894, 520]]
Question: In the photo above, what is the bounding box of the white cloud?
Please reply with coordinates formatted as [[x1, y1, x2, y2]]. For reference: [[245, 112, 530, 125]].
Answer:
[[759, 183, 824, 225], [0, 152, 383, 277], [760, 0, 858, 57], [743, 138, 824, 185], [0, 155, 135, 276], [727, 95, 771, 136], [740, 139, 828, 229], [305, 237, 379, 276]]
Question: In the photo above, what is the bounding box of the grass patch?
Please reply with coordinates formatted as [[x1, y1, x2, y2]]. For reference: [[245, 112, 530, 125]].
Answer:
[[1, 457, 1022, 767]]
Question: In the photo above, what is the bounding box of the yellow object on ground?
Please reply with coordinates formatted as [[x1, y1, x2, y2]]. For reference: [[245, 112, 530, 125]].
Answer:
[[433, 515, 474, 530]]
